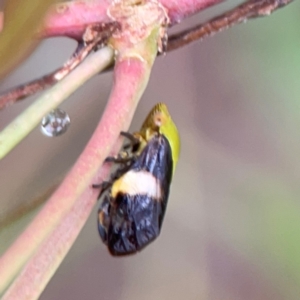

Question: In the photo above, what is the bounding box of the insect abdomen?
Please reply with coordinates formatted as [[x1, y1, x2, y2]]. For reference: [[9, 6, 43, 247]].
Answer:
[[106, 193, 161, 256]]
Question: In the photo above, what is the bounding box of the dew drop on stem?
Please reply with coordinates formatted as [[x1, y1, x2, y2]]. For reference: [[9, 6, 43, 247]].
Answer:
[[41, 108, 70, 137]]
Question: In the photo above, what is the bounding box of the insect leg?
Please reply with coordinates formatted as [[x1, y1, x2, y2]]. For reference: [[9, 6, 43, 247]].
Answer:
[[92, 130, 140, 199], [120, 131, 140, 145], [92, 181, 112, 199], [121, 131, 142, 153], [105, 156, 133, 164], [92, 157, 135, 199]]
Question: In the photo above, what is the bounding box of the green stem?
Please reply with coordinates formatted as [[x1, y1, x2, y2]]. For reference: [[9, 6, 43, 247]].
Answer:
[[1, 33, 159, 298], [0, 47, 114, 294], [0, 47, 114, 160]]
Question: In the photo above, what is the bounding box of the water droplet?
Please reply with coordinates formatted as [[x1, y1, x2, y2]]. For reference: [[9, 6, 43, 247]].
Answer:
[[41, 108, 70, 137]]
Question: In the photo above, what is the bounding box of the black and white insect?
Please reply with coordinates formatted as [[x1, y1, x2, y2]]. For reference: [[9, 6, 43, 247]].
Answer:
[[93, 103, 180, 256]]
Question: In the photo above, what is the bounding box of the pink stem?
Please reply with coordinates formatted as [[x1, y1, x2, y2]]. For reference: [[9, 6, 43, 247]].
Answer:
[[0, 57, 151, 297], [1, 148, 115, 300], [41, 0, 224, 39], [41, 1, 111, 39], [161, 0, 225, 24]]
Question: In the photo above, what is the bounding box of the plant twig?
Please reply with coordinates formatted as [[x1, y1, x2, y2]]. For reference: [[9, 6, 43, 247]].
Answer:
[[1, 48, 158, 300], [167, 0, 294, 51], [41, 1, 112, 39], [1, 148, 116, 300], [0, 47, 114, 294], [0, 22, 119, 110], [0, 47, 114, 161], [41, 0, 225, 39], [0, 0, 293, 107]]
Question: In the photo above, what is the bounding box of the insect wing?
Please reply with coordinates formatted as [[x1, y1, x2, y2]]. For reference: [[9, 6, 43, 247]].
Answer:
[[98, 135, 173, 255], [130, 134, 173, 227]]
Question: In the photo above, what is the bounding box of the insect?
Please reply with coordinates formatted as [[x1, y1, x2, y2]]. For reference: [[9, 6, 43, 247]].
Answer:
[[94, 103, 180, 256]]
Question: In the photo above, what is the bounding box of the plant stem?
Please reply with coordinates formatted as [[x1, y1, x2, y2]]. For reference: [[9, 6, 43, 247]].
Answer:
[[0, 47, 114, 294], [167, 0, 294, 51], [0, 22, 119, 109], [0, 33, 159, 297], [0, 47, 113, 160]]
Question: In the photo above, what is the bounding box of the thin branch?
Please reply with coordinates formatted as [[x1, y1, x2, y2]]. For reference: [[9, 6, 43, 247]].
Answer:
[[0, 0, 293, 108], [167, 0, 294, 51], [0, 47, 115, 294], [41, 0, 225, 39], [0, 46, 113, 158], [1, 147, 116, 300], [1, 50, 158, 300], [0, 22, 119, 110], [41, 1, 111, 40], [161, 0, 225, 24]]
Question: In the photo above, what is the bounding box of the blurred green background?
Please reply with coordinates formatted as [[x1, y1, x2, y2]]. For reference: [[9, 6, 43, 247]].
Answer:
[[1, 1, 300, 299]]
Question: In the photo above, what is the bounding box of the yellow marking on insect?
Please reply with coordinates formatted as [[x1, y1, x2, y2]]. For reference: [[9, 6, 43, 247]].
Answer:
[[135, 103, 180, 174], [111, 170, 161, 200]]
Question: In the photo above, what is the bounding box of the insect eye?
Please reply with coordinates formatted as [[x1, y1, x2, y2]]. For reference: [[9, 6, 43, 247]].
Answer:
[[155, 117, 161, 126], [154, 111, 166, 128]]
